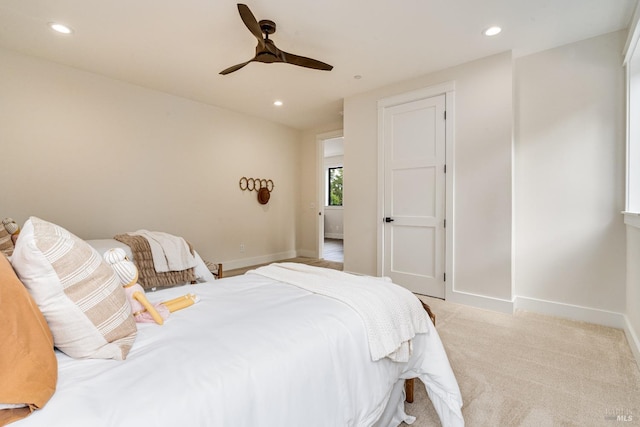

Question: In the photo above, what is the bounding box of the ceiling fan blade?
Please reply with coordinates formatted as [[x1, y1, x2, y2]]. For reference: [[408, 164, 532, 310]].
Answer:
[[279, 50, 333, 71], [219, 59, 253, 75], [221, 5, 333, 75], [237, 4, 265, 48]]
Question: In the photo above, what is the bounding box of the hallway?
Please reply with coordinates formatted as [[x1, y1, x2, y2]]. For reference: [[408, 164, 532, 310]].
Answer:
[[323, 238, 343, 262]]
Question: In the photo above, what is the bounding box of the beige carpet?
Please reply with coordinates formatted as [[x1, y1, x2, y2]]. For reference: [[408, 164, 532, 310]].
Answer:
[[405, 296, 640, 426], [225, 258, 640, 426]]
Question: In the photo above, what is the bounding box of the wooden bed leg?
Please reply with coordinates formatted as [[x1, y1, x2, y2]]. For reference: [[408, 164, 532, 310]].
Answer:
[[405, 378, 415, 403], [204, 261, 224, 280], [404, 300, 434, 403]]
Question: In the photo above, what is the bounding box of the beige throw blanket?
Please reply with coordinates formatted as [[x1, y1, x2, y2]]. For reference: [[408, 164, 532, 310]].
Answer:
[[247, 262, 429, 362], [114, 234, 196, 290], [130, 230, 196, 272]]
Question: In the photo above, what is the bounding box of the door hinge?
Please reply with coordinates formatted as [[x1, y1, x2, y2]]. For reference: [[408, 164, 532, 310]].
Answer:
[[444, 164, 447, 174], [444, 110, 447, 120], [444, 219, 446, 228], [444, 273, 446, 282]]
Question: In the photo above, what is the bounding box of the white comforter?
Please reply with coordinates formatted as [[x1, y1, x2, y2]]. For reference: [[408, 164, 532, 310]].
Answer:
[[16, 271, 464, 427]]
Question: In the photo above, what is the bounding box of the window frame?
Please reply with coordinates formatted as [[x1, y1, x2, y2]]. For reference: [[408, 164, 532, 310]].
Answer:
[[624, 7, 640, 228], [327, 166, 343, 207]]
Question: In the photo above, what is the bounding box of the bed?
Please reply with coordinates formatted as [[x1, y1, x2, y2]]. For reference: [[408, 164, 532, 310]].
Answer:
[[1, 217, 464, 427]]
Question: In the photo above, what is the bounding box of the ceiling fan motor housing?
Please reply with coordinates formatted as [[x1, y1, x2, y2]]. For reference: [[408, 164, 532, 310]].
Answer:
[[259, 20, 276, 35]]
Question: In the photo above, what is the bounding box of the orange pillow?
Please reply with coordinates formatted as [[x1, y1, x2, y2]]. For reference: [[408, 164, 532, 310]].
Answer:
[[0, 254, 57, 425]]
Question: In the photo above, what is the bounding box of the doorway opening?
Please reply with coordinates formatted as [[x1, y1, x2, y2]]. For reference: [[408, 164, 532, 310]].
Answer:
[[317, 131, 344, 263]]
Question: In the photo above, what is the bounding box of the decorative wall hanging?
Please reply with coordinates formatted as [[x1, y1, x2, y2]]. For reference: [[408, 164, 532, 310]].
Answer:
[[239, 177, 274, 205]]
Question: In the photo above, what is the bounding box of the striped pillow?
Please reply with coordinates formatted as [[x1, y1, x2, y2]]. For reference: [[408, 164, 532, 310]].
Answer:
[[0, 227, 13, 257], [11, 217, 137, 360]]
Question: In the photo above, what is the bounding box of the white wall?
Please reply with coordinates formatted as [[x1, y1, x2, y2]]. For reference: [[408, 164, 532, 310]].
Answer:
[[323, 207, 343, 239], [344, 52, 514, 305], [514, 31, 627, 318], [0, 47, 301, 269]]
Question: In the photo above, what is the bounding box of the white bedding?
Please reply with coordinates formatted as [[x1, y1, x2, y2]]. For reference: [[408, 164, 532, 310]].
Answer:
[[15, 270, 463, 427], [248, 263, 429, 362]]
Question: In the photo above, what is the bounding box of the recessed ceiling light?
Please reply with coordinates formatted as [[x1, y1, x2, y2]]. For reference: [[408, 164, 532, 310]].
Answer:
[[483, 26, 502, 37], [273, 100, 283, 107], [353, 75, 362, 80], [49, 22, 73, 34]]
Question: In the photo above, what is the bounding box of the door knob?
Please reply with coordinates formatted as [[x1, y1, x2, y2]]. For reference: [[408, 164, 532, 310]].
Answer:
[[384, 217, 394, 223]]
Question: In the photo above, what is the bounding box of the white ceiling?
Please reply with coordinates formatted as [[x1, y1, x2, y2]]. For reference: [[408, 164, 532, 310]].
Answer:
[[0, 0, 636, 130], [324, 137, 344, 158]]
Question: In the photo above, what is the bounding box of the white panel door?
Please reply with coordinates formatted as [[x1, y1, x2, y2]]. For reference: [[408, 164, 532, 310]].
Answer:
[[382, 94, 446, 297]]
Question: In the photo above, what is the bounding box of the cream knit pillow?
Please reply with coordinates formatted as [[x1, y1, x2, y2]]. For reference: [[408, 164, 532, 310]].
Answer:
[[11, 217, 137, 360]]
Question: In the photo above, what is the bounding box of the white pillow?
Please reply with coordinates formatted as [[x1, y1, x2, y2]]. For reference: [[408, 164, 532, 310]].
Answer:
[[85, 239, 133, 258], [11, 217, 137, 360], [192, 251, 217, 282]]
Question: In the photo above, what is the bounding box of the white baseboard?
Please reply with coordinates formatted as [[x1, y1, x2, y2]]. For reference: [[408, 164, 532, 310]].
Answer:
[[446, 289, 515, 314], [514, 296, 626, 329], [445, 291, 629, 330], [296, 249, 317, 258], [515, 296, 638, 367], [623, 315, 640, 368], [222, 250, 298, 271]]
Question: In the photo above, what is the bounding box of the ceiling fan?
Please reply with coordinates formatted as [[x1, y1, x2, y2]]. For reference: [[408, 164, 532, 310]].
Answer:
[[220, 3, 333, 75]]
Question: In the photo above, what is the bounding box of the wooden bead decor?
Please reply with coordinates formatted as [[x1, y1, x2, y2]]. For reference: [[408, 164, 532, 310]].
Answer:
[[239, 177, 274, 205]]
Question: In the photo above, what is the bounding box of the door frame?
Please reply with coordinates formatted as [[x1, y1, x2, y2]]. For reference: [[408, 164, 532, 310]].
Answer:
[[376, 81, 455, 298], [316, 129, 344, 259]]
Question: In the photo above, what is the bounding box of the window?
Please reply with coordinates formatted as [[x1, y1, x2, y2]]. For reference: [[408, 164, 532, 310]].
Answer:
[[327, 167, 343, 206], [628, 52, 640, 213], [624, 19, 640, 228], [626, 16, 640, 220]]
